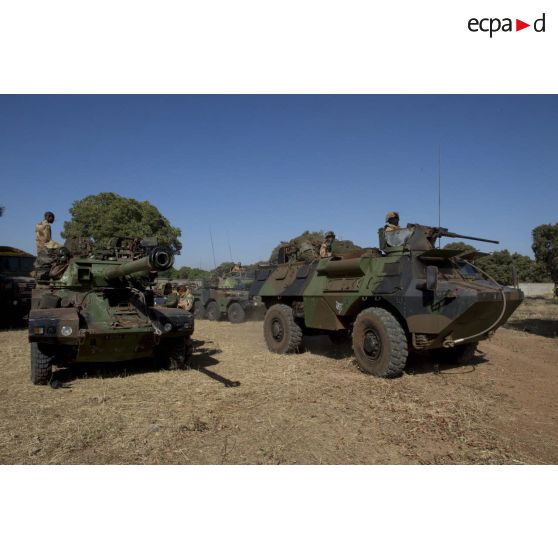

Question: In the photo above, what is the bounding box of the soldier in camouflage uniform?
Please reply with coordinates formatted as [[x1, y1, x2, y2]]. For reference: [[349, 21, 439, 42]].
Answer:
[[177, 285, 194, 311], [35, 211, 55, 254], [319, 231, 335, 258], [298, 240, 317, 262], [384, 211, 400, 232], [162, 282, 179, 308]]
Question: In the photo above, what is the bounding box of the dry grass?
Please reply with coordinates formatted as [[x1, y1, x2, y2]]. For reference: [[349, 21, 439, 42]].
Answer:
[[1, 306, 557, 464]]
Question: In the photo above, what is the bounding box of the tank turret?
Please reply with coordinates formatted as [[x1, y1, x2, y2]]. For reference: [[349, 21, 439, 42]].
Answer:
[[104, 246, 173, 280]]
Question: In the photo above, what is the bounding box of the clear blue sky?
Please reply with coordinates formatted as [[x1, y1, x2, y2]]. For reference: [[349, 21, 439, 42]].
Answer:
[[1, 95, 556, 269]]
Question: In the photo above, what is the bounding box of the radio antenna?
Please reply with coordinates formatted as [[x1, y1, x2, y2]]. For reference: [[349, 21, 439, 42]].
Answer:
[[438, 145, 442, 247], [227, 231, 233, 262], [209, 227, 217, 270]]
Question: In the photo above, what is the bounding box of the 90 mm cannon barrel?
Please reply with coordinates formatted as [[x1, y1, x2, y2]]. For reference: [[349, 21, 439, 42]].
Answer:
[[104, 246, 174, 281]]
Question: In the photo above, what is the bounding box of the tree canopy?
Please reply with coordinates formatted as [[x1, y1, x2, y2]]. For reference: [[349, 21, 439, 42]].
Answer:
[[532, 224, 558, 287], [62, 193, 182, 252], [444, 242, 550, 284]]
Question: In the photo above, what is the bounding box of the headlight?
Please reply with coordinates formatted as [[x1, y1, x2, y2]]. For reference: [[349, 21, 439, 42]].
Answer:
[[163, 322, 173, 333], [60, 325, 73, 336]]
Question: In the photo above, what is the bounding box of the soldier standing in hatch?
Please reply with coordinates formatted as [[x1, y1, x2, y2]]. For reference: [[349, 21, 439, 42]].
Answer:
[[231, 262, 242, 273], [319, 231, 335, 258], [35, 211, 55, 254], [384, 211, 400, 232]]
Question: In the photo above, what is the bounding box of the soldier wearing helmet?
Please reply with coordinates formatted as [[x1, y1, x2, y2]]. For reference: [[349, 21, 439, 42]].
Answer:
[[319, 231, 336, 258], [384, 211, 400, 233], [35, 211, 55, 254]]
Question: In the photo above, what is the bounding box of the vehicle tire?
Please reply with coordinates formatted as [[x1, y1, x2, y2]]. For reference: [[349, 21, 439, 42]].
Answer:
[[156, 337, 190, 370], [206, 301, 221, 321], [437, 342, 478, 365], [30, 342, 53, 385], [352, 307, 407, 378], [263, 304, 304, 354], [193, 301, 206, 320], [227, 302, 246, 324]]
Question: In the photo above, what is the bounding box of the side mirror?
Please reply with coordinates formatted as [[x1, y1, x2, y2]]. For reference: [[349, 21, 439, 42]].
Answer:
[[426, 265, 438, 291]]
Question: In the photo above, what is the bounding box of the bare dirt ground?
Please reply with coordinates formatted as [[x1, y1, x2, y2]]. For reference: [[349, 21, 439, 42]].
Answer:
[[1, 299, 557, 464]]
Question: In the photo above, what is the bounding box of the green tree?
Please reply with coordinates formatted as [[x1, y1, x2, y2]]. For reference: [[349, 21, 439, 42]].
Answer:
[[62, 193, 182, 252], [444, 241, 547, 283], [442, 241, 476, 252], [532, 224, 558, 288], [175, 266, 211, 280], [212, 261, 236, 277], [269, 230, 363, 263]]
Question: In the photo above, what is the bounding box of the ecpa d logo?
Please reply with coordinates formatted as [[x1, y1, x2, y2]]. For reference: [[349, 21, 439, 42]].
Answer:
[[468, 13, 546, 37]]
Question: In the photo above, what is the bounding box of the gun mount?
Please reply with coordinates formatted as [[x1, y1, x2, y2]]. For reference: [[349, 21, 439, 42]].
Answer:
[[380, 224, 499, 253], [104, 246, 173, 281]]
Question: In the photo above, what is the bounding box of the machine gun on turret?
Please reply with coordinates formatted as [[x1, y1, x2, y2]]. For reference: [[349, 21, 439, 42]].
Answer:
[[419, 226, 499, 246], [380, 224, 500, 252]]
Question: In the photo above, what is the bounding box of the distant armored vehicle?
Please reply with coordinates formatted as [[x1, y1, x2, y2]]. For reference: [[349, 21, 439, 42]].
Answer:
[[251, 224, 523, 378], [0, 246, 36, 324], [28, 237, 194, 385], [194, 272, 263, 323]]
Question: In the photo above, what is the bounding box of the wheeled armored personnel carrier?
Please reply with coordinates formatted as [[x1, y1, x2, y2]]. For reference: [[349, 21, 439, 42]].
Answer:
[[28, 237, 194, 385], [0, 246, 36, 324], [194, 272, 263, 323], [250, 224, 523, 378]]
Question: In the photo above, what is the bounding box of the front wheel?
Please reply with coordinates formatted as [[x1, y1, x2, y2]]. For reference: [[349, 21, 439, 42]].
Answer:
[[30, 342, 53, 385], [263, 304, 303, 354], [352, 307, 408, 378], [206, 301, 220, 321], [155, 337, 192, 370], [227, 302, 246, 324]]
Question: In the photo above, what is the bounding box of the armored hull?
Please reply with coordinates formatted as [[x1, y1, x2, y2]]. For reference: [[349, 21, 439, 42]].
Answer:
[[252, 224, 524, 378]]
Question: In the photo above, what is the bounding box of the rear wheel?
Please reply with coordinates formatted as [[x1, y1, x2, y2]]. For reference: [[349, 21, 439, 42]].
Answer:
[[352, 307, 407, 378], [206, 301, 220, 321], [227, 302, 246, 324], [263, 304, 303, 354], [30, 342, 53, 385]]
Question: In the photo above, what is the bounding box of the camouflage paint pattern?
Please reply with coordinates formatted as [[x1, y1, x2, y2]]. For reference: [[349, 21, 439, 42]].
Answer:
[[251, 224, 523, 350], [194, 274, 263, 321]]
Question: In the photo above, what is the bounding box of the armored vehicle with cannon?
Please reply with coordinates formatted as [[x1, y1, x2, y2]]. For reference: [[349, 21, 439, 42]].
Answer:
[[28, 237, 194, 385], [250, 224, 523, 378]]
